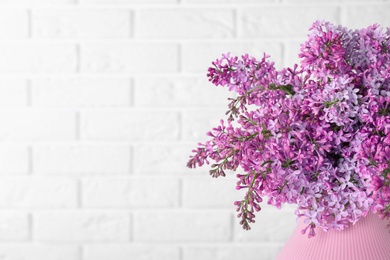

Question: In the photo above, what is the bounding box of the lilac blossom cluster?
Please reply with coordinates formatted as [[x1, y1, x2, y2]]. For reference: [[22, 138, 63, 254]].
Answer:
[[187, 21, 390, 237]]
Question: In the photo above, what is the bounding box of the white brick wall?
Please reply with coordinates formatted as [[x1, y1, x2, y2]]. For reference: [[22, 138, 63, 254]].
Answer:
[[0, 1, 387, 259]]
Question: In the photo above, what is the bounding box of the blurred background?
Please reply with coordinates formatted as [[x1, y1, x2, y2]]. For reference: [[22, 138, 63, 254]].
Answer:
[[0, 0, 387, 259]]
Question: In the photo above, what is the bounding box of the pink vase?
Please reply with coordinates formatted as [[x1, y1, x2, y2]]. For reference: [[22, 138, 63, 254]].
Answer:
[[276, 213, 390, 260]]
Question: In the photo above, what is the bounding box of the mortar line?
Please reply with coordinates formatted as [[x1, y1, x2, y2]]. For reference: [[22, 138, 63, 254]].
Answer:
[[78, 245, 83, 260], [178, 178, 183, 208], [233, 6, 238, 39], [28, 212, 33, 242], [28, 146, 33, 175], [75, 111, 81, 141], [129, 144, 134, 175], [77, 178, 82, 209], [27, 9, 32, 38], [129, 9, 134, 39], [129, 212, 134, 242], [179, 246, 183, 260], [129, 77, 134, 107], [339, 2, 347, 26], [76, 44, 81, 74], [178, 43, 183, 74], [26, 78, 32, 107]]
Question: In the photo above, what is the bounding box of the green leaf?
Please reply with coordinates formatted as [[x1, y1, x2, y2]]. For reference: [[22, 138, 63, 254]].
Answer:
[[269, 83, 295, 96]]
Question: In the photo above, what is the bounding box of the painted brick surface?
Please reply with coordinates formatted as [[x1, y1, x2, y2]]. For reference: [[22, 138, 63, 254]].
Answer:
[[134, 144, 196, 174], [32, 9, 132, 39], [183, 245, 281, 260], [0, 212, 29, 241], [344, 4, 390, 28], [185, 0, 274, 2], [0, 0, 76, 4], [0, 9, 28, 38], [81, 43, 179, 73], [138, 8, 235, 39], [83, 245, 180, 260], [0, 44, 77, 73], [34, 211, 130, 241], [0, 146, 29, 174], [134, 76, 230, 107], [134, 211, 231, 242], [233, 205, 297, 243], [181, 108, 230, 141], [33, 145, 131, 175], [0, 109, 76, 141], [82, 177, 180, 208], [0, 245, 79, 260], [0, 79, 28, 107], [239, 5, 341, 37], [82, 0, 178, 3], [31, 78, 132, 107], [80, 110, 180, 141], [182, 176, 238, 208], [0, 1, 384, 260], [0, 177, 77, 208], [287, 0, 384, 2]]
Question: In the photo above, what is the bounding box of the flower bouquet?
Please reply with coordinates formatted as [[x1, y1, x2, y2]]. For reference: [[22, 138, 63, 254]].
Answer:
[[187, 21, 390, 237]]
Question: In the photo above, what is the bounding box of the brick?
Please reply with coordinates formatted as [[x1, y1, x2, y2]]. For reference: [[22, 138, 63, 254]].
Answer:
[[81, 43, 179, 73], [134, 76, 230, 107], [31, 77, 131, 107], [0, 245, 79, 260], [34, 211, 130, 241], [138, 8, 234, 39], [134, 144, 193, 174], [80, 110, 180, 141], [0, 9, 28, 38], [0, 79, 28, 107], [33, 145, 131, 175], [0, 177, 77, 208], [233, 205, 296, 243], [82, 0, 177, 3], [0, 0, 75, 3], [0, 212, 29, 241], [0, 44, 77, 73], [82, 177, 179, 208], [284, 40, 304, 69], [182, 41, 283, 73], [182, 176, 238, 208], [185, 0, 273, 2], [0, 109, 76, 141], [32, 9, 132, 39], [0, 146, 29, 174], [183, 245, 281, 260], [286, 0, 384, 2], [345, 4, 390, 29], [134, 210, 231, 242], [0, 244, 80, 260], [83, 245, 180, 260], [239, 6, 340, 37], [182, 108, 228, 141]]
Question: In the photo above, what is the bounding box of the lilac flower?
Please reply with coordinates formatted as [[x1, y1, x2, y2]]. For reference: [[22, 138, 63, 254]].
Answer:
[[187, 20, 390, 237]]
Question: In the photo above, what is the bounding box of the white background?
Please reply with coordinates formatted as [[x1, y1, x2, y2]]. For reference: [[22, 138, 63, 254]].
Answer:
[[0, 0, 388, 259]]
